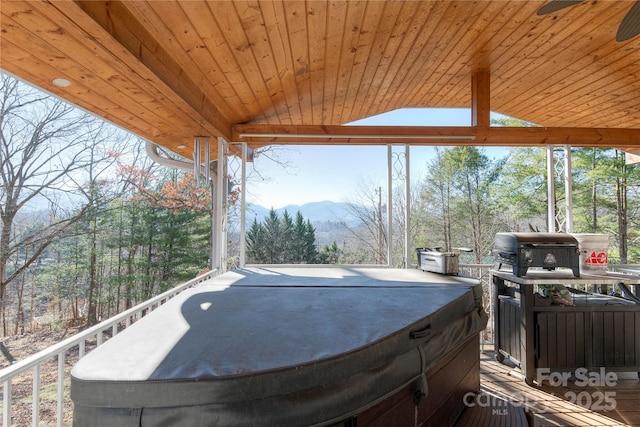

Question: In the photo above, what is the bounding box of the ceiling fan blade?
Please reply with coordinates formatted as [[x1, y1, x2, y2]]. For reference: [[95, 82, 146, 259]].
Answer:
[[616, 1, 640, 41], [537, 0, 584, 16]]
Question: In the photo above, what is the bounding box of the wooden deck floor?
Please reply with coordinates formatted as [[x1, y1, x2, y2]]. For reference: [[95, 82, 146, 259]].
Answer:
[[475, 351, 640, 427]]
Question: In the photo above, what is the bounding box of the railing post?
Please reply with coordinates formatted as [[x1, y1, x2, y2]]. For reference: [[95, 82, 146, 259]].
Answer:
[[3, 380, 11, 426], [57, 353, 65, 427], [32, 364, 40, 426]]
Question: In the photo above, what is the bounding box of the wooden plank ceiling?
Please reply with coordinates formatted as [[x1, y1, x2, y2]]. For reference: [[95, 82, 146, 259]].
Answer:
[[1, 0, 639, 160]]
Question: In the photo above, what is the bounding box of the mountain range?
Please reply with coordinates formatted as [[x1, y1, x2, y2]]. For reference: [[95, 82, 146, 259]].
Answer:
[[245, 200, 357, 226]]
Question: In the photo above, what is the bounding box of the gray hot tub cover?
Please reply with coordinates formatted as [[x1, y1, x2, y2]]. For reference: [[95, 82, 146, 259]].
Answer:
[[71, 267, 487, 426]]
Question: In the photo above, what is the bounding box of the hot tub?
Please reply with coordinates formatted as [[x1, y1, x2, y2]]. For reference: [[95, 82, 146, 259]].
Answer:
[[71, 267, 487, 426]]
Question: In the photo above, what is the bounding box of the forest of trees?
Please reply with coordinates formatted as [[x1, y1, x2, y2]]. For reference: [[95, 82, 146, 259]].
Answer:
[[0, 75, 213, 335], [246, 209, 341, 264], [3, 73, 640, 337], [337, 142, 640, 269]]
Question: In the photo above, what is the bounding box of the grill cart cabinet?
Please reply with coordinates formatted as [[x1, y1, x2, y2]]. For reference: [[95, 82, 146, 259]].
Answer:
[[71, 267, 487, 427], [491, 270, 640, 385]]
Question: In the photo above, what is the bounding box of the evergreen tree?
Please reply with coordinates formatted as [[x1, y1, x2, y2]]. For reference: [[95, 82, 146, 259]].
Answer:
[[280, 210, 294, 263], [571, 148, 640, 263], [318, 242, 341, 264], [571, 148, 619, 233], [494, 147, 548, 226], [302, 219, 318, 263], [419, 148, 454, 251], [263, 209, 282, 263], [245, 209, 320, 264], [292, 212, 307, 262], [246, 219, 267, 263]]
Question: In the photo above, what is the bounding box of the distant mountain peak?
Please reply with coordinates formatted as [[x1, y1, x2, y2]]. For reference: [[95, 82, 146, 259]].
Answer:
[[246, 201, 357, 225]]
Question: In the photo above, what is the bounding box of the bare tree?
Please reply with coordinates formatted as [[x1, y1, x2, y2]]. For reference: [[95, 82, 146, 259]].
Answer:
[[341, 178, 388, 265], [0, 73, 135, 332]]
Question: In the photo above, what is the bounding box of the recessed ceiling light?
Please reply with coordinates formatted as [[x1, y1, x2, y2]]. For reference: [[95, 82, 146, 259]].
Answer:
[[177, 144, 187, 149], [52, 78, 71, 87]]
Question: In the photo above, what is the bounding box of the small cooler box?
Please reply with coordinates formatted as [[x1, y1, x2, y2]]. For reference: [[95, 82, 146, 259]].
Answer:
[[415, 248, 459, 275]]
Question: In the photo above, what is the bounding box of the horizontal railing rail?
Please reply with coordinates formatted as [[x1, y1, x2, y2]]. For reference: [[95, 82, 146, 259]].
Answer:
[[608, 263, 640, 275], [0, 270, 219, 427]]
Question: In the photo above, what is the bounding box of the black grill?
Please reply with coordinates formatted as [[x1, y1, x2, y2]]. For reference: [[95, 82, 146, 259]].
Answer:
[[493, 232, 580, 277]]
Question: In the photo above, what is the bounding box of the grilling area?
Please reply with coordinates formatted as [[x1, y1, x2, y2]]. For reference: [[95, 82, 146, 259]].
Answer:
[[435, 232, 640, 426], [2, 1, 640, 425]]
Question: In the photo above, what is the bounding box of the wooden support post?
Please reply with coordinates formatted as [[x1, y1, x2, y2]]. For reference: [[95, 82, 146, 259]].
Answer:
[[471, 70, 491, 128]]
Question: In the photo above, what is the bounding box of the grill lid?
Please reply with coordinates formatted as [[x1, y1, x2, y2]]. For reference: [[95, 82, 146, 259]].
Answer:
[[494, 232, 579, 250]]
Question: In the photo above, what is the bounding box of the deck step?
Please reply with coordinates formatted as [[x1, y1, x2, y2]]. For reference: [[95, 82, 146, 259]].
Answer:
[[455, 390, 532, 427]]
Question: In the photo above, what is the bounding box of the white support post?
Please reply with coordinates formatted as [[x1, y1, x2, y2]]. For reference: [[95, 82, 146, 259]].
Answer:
[[204, 137, 211, 183], [405, 145, 411, 269], [216, 137, 228, 273], [222, 142, 228, 272], [240, 143, 247, 268], [32, 365, 40, 426], [3, 381, 11, 427], [56, 353, 64, 427], [387, 145, 393, 267], [210, 177, 217, 271], [547, 145, 556, 232], [564, 145, 574, 233], [194, 138, 201, 185]]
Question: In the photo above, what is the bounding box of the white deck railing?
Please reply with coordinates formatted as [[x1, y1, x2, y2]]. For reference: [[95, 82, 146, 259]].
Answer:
[[0, 270, 219, 427]]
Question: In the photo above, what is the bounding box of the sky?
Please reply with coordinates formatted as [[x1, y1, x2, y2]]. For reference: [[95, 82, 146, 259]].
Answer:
[[245, 108, 510, 209]]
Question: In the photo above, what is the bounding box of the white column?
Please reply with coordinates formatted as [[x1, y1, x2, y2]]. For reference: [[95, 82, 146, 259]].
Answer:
[[194, 138, 201, 184], [210, 178, 217, 271], [547, 145, 556, 232], [240, 143, 247, 268], [405, 145, 411, 268], [564, 145, 574, 233], [214, 137, 228, 272], [387, 145, 393, 267]]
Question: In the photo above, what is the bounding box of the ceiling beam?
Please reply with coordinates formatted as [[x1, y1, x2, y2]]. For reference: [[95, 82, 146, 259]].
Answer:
[[69, 1, 233, 141], [232, 124, 640, 148]]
